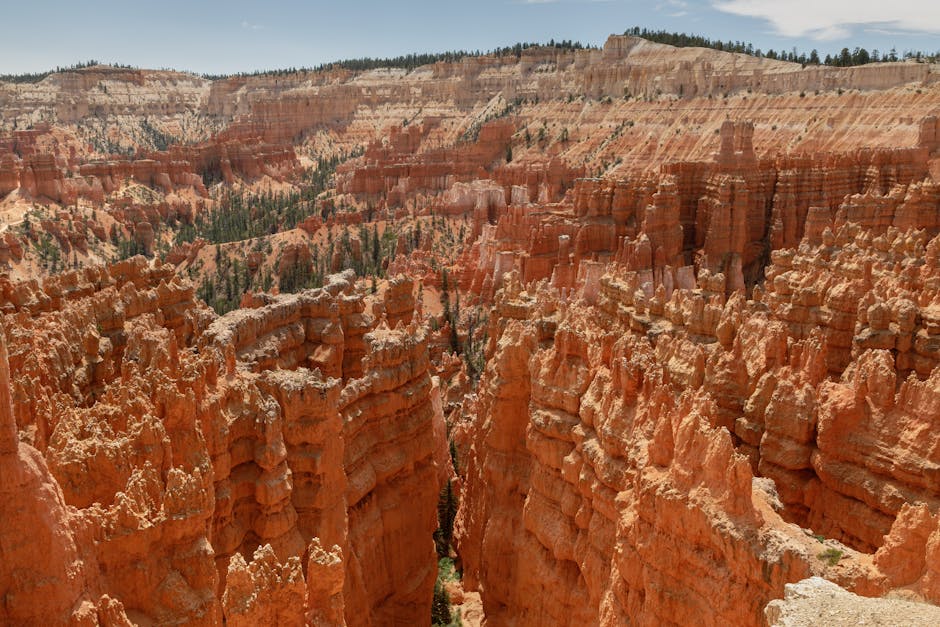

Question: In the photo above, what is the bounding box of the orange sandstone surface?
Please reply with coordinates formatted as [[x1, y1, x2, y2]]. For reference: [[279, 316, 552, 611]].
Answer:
[[0, 261, 443, 625]]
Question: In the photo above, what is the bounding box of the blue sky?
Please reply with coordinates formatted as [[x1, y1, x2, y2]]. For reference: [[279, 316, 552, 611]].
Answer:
[[2, 1, 938, 75]]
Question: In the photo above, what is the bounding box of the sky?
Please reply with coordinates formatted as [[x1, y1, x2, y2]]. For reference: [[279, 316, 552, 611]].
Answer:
[[1, 0, 939, 76]]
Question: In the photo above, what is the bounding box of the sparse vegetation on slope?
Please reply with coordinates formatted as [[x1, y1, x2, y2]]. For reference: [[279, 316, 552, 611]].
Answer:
[[625, 26, 940, 65], [0, 60, 137, 83]]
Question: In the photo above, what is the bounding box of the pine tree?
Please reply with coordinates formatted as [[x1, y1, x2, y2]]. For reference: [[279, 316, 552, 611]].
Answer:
[[432, 579, 452, 625], [372, 224, 380, 270], [449, 439, 459, 473], [434, 480, 456, 558], [838, 47, 852, 67], [450, 290, 461, 354]]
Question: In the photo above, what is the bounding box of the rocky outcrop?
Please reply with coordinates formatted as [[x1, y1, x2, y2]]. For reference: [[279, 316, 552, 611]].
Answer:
[[0, 133, 298, 205], [222, 545, 306, 626], [455, 221, 940, 624], [336, 120, 514, 204], [2, 38, 933, 143], [0, 329, 109, 625], [437, 67, 940, 622], [765, 577, 940, 626], [0, 261, 445, 625], [378, 274, 415, 328], [341, 324, 442, 625], [451, 113, 937, 309], [455, 279, 814, 625]]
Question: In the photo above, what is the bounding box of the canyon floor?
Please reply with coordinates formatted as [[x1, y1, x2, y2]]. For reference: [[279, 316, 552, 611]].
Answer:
[[1, 34, 940, 626]]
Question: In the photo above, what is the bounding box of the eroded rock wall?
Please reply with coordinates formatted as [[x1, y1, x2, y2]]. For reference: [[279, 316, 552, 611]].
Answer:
[[454, 199, 940, 625], [0, 263, 443, 625]]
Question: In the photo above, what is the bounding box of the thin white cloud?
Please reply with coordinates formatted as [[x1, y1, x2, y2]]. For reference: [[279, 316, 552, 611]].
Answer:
[[864, 27, 911, 36], [656, 1, 691, 18], [241, 20, 264, 31], [712, 1, 940, 39]]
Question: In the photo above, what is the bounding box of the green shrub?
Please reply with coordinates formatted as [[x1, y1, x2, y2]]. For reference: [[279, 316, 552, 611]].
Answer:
[[818, 548, 843, 566]]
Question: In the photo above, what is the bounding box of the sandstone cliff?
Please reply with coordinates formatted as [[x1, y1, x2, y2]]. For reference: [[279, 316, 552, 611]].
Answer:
[[0, 262, 443, 625], [454, 235, 940, 623]]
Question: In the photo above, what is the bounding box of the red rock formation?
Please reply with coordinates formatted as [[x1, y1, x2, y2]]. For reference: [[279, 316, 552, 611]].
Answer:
[[222, 545, 306, 626], [0, 329, 113, 624], [454, 278, 821, 625], [341, 323, 443, 625], [454, 199, 940, 624], [379, 274, 415, 328], [454, 116, 937, 308], [0, 260, 445, 625], [336, 120, 514, 202], [0, 114, 299, 226]]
